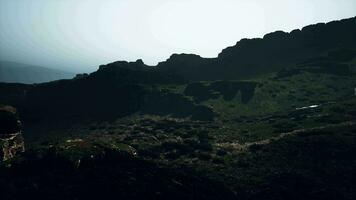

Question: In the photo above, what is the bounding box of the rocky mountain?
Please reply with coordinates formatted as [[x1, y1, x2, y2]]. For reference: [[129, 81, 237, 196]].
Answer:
[[0, 61, 74, 84]]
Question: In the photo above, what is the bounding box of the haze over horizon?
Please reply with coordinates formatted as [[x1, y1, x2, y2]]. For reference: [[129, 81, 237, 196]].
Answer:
[[0, 0, 355, 73]]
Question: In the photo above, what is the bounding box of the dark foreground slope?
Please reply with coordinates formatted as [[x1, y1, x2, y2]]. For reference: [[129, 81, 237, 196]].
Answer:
[[227, 123, 356, 200], [0, 61, 74, 84], [1, 105, 355, 200], [0, 149, 235, 200]]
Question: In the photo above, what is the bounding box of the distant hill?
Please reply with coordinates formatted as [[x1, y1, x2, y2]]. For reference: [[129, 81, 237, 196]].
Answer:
[[0, 61, 74, 84]]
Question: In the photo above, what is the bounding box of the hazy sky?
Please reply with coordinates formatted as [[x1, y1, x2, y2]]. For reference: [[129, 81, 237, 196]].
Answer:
[[0, 0, 355, 72]]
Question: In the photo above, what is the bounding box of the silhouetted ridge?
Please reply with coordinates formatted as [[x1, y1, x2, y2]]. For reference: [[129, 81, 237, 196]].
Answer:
[[92, 59, 183, 84], [220, 17, 356, 67], [157, 54, 216, 81], [99, 59, 147, 71], [156, 16, 356, 81]]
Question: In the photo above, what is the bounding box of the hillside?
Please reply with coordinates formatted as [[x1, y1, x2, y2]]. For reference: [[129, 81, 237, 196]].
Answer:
[[0, 16, 356, 200], [0, 61, 74, 84]]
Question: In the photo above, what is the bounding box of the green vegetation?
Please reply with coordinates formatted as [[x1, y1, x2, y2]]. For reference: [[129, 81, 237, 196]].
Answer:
[[2, 65, 356, 199]]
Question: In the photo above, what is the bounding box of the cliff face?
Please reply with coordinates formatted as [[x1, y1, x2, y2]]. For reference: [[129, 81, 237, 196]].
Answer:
[[0, 106, 25, 162]]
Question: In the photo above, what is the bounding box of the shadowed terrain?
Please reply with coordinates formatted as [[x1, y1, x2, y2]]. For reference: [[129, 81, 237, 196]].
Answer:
[[0, 16, 356, 200]]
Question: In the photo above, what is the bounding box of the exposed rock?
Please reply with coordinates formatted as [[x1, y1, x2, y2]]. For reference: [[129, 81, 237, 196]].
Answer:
[[0, 106, 25, 162], [0, 133, 24, 161]]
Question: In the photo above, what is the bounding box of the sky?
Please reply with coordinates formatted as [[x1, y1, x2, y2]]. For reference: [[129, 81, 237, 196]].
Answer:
[[0, 0, 355, 72]]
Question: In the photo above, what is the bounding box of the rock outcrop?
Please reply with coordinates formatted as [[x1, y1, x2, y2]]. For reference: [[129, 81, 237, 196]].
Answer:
[[0, 106, 25, 162]]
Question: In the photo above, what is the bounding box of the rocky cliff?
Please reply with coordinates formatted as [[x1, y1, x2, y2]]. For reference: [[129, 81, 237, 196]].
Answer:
[[157, 17, 356, 81]]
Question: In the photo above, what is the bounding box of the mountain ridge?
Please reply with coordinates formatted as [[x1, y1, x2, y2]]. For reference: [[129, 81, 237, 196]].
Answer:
[[154, 16, 356, 81]]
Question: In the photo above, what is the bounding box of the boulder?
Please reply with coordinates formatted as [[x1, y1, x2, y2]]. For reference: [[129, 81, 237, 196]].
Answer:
[[0, 106, 25, 162]]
